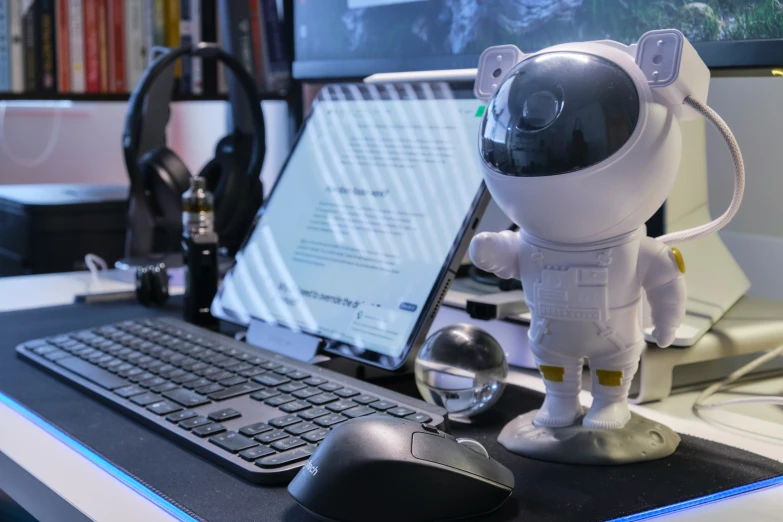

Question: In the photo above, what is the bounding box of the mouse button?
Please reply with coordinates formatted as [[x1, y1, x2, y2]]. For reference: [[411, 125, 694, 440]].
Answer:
[[412, 433, 512, 488]]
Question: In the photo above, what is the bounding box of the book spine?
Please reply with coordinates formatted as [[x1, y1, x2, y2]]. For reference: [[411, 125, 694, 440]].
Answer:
[[163, 0, 179, 80], [124, 0, 145, 91], [189, 0, 200, 94], [22, 0, 37, 91], [248, 0, 261, 86], [107, 0, 123, 91], [55, 0, 67, 91], [96, 0, 106, 92], [66, 0, 83, 92], [83, 0, 99, 92], [40, 0, 55, 91], [259, 0, 288, 92], [178, 0, 190, 94], [8, 0, 23, 91], [215, 3, 224, 94], [0, 0, 10, 91], [199, 0, 214, 94]]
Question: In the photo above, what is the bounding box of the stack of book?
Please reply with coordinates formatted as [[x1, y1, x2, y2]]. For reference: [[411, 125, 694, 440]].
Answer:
[[0, 0, 289, 97]]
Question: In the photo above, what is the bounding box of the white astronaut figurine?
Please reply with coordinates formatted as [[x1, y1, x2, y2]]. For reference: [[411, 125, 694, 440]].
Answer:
[[469, 30, 736, 431]]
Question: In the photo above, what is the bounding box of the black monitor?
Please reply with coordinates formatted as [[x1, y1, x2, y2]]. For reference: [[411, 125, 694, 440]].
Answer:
[[293, 0, 783, 80]]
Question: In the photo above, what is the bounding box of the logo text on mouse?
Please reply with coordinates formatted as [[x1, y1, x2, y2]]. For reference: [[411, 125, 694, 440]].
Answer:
[[304, 460, 319, 477]]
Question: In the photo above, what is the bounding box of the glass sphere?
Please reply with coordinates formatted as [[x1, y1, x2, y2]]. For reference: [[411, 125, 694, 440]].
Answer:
[[415, 324, 508, 419]]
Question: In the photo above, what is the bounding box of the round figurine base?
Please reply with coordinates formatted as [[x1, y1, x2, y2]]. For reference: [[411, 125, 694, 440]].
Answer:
[[498, 410, 680, 465]]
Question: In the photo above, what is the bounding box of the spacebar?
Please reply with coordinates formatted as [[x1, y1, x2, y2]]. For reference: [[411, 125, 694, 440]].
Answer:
[[56, 357, 130, 390]]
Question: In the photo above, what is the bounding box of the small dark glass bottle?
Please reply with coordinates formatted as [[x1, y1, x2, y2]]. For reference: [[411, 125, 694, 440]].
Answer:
[[181, 177, 219, 329]]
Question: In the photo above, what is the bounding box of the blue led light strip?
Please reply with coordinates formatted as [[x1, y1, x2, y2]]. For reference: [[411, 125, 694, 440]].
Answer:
[[610, 472, 783, 521], [0, 392, 198, 522]]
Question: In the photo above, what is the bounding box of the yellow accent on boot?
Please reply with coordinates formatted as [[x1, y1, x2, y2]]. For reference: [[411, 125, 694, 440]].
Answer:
[[539, 365, 565, 382], [671, 247, 685, 273], [595, 369, 623, 387]]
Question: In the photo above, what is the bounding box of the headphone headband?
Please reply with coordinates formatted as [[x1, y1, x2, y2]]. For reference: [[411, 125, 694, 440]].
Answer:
[[122, 43, 266, 188]]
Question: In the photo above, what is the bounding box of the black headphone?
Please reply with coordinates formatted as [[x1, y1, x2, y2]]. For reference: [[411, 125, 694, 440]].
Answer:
[[123, 43, 266, 257]]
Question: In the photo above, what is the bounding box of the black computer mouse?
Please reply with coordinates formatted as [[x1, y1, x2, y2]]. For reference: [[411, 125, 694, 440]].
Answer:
[[287, 416, 515, 522]]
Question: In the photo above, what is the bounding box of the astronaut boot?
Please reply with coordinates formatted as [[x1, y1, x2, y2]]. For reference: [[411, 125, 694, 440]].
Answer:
[[533, 360, 584, 428], [583, 366, 635, 430]]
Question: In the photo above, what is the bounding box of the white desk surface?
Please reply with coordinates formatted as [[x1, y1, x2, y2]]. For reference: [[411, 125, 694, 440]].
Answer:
[[1, 272, 781, 521]]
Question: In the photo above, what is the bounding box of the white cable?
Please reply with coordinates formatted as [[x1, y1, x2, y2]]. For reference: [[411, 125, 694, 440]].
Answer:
[[693, 344, 783, 412], [0, 102, 64, 168], [84, 253, 109, 286], [657, 96, 745, 245]]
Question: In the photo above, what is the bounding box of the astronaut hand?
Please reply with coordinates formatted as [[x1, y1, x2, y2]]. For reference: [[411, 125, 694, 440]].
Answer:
[[468, 232, 497, 271], [652, 326, 678, 348]]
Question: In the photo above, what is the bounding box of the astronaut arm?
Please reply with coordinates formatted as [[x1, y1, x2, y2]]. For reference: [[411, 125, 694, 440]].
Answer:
[[468, 230, 521, 280], [639, 238, 687, 348]]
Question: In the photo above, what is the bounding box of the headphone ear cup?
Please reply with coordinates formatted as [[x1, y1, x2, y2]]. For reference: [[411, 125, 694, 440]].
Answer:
[[138, 148, 192, 251], [198, 157, 223, 191]]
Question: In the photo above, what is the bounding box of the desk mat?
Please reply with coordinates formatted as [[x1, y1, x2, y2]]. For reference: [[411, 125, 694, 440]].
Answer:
[[0, 300, 781, 522]]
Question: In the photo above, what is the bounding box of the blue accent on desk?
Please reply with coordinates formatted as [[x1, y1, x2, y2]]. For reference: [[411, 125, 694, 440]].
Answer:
[[610, 474, 783, 521], [0, 391, 198, 522]]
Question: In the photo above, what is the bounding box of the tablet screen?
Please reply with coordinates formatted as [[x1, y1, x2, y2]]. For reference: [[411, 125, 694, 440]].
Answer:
[[214, 82, 485, 361]]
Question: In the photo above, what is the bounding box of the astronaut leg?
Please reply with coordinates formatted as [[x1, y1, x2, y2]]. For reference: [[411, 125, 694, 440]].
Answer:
[[530, 344, 584, 428], [583, 343, 644, 430]]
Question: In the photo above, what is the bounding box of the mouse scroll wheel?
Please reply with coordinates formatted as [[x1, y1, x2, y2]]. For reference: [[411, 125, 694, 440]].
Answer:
[[456, 438, 489, 458]]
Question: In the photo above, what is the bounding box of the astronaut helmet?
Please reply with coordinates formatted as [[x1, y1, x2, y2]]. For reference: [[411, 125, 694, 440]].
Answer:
[[475, 32, 706, 244]]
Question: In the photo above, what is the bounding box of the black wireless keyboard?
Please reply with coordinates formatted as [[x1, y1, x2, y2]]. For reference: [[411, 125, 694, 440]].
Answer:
[[16, 317, 446, 484]]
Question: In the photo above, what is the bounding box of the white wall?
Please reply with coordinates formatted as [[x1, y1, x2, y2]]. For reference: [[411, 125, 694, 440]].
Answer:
[[0, 100, 290, 193]]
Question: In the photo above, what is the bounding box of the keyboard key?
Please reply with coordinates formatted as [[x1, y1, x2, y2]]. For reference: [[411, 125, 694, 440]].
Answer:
[[406, 413, 432, 423], [307, 393, 338, 406], [292, 387, 321, 399], [218, 376, 247, 387], [118, 367, 142, 378], [302, 428, 330, 443], [344, 406, 376, 418], [255, 446, 314, 468], [151, 382, 178, 394], [314, 414, 348, 427], [56, 357, 129, 390], [285, 422, 318, 436], [278, 382, 307, 393], [265, 394, 296, 407], [115, 385, 145, 398], [196, 367, 220, 377], [353, 394, 378, 405], [239, 446, 275, 461], [280, 400, 312, 413], [209, 432, 256, 453], [166, 409, 197, 423], [260, 361, 282, 371], [239, 422, 273, 437], [326, 400, 359, 413], [318, 383, 341, 392], [272, 437, 306, 452], [130, 393, 163, 406], [209, 371, 235, 382], [250, 389, 280, 401], [253, 374, 290, 387], [272, 366, 294, 376], [216, 358, 241, 370], [184, 378, 213, 390], [298, 407, 330, 420], [269, 415, 302, 428], [208, 382, 263, 401], [162, 368, 186, 380], [387, 406, 416, 418], [129, 372, 156, 384], [208, 408, 241, 422], [192, 423, 226, 438], [232, 363, 254, 373], [163, 388, 211, 407], [172, 373, 199, 385], [371, 400, 397, 411], [189, 362, 209, 372], [196, 383, 224, 395], [255, 430, 288, 444], [179, 416, 210, 430], [304, 376, 328, 387], [147, 401, 182, 416], [334, 388, 360, 398], [287, 371, 310, 381], [239, 367, 265, 378]]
